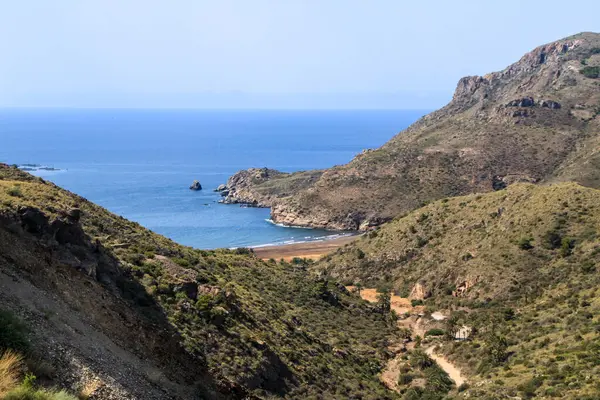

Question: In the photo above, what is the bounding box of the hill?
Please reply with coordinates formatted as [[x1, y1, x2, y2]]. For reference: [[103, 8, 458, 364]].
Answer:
[[221, 32, 600, 230], [0, 163, 399, 400], [316, 182, 600, 399]]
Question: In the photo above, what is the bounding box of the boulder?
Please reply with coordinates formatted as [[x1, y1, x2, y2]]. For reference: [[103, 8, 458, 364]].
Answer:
[[189, 180, 202, 191], [174, 282, 199, 300], [409, 282, 431, 300], [214, 184, 227, 192], [19, 207, 49, 234], [539, 99, 561, 109], [67, 208, 82, 222], [506, 96, 535, 107]]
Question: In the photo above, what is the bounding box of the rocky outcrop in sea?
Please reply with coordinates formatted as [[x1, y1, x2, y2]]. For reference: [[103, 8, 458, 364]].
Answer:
[[189, 180, 202, 190]]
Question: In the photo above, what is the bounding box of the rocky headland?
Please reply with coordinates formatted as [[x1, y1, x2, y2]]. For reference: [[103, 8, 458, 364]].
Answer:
[[220, 32, 600, 231], [216, 167, 323, 208]]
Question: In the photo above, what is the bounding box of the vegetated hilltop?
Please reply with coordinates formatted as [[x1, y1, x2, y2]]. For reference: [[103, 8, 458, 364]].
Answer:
[[0, 164, 399, 400], [217, 168, 323, 207], [317, 182, 600, 399], [222, 32, 600, 231]]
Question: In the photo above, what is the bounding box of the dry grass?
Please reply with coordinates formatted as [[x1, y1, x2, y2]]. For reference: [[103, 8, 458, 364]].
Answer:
[[78, 379, 102, 400], [0, 351, 23, 397]]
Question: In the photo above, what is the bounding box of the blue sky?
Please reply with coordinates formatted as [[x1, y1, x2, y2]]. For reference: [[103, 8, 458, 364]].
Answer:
[[0, 1, 598, 109]]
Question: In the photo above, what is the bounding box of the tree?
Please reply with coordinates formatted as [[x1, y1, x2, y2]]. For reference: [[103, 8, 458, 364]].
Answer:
[[485, 333, 509, 364], [377, 288, 391, 313], [445, 315, 460, 341]]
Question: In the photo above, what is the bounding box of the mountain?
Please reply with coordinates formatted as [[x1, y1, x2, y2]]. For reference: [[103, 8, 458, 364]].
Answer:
[[221, 32, 600, 230], [314, 182, 600, 399], [0, 164, 398, 400]]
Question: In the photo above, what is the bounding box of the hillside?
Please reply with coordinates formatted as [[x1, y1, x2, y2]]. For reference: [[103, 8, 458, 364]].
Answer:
[[316, 182, 600, 399], [0, 163, 399, 400], [221, 32, 600, 230]]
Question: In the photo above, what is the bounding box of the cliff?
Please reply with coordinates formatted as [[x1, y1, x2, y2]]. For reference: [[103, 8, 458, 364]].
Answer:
[[222, 32, 600, 230]]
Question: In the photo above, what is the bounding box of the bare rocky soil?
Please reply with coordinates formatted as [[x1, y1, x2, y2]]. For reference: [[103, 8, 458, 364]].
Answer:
[[348, 287, 466, 392], [0, 269, 194, 399]]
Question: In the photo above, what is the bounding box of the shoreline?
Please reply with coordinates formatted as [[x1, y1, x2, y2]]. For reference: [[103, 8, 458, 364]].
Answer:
[[252, 234, 360, 261]]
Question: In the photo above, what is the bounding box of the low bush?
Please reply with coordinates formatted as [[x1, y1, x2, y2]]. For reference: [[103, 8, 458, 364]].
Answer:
[[518, 237, 533, 250], [425, 328, 445, 337], [0, 310, 29, 353], [397, 372, 413, 385], [580, 66, 600, 78], [4, 385, 77, 400], [6, 186, 23, 198]]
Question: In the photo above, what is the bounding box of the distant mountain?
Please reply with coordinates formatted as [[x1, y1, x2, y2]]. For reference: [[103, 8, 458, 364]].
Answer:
[[222, 32, 600, 230]]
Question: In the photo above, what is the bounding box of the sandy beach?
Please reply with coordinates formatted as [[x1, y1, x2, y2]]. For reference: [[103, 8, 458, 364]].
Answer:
[[252, 234, 360, 261]]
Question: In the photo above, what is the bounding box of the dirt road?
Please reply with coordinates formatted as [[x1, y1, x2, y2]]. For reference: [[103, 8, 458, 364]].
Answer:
[[348, 287, 466, 390]]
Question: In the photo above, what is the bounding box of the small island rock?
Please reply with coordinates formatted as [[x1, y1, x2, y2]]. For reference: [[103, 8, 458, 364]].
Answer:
[[189, 180, 202, 191]]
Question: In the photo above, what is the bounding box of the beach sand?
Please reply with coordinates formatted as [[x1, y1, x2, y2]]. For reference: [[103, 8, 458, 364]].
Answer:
[[252, 234, 360, 261]]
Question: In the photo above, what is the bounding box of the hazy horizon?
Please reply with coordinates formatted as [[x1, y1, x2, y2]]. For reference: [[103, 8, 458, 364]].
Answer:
[[1, 1, 598, 109]]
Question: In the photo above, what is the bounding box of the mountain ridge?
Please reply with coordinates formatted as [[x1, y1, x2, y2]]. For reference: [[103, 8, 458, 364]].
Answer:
[[220, 31, 600, 230]]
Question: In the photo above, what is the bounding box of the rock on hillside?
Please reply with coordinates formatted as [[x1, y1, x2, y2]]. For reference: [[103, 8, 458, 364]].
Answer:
[[224, 32, 600, 230]]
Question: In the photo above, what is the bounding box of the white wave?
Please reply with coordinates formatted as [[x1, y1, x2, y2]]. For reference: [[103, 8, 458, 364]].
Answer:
[[264, 218, 315, 229]]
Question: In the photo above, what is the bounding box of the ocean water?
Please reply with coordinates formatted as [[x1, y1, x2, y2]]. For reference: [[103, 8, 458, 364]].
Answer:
[[0, 109, 425, 249]]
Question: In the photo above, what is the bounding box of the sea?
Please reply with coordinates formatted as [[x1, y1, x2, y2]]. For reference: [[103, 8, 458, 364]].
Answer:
[[0, 109, 425, 249]]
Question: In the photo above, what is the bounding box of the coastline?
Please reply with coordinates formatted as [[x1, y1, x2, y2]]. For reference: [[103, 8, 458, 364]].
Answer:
[[252, 234, 360, 261]]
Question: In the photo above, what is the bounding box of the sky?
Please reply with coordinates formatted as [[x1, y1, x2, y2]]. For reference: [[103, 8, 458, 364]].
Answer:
[[0, 0, 598, 109]]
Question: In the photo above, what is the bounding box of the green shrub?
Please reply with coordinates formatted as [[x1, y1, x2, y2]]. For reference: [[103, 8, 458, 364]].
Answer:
[[517, 376, 544, 398], [6, 186, 23, 197], [424, 365, 454, 393], [485, 334, 508, 365], [543, 230, 563, 249], [234, 247, 252, 255], [172, 258, 189, 267], [560, 237, 574, 257], [398, 373, 413, 385], [0, 310, 29, 353], [518, 237, 534, 250], [580, 66, 600, 78], [410, 350, 434, 370], [425, 328, 445, 337], [457, 383, 470, 392], [4, 386, 77, 400], [411, 299, 424, 307]]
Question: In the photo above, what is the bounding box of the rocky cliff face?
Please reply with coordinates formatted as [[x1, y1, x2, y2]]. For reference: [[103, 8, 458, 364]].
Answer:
[[222, 32, 600, 230]]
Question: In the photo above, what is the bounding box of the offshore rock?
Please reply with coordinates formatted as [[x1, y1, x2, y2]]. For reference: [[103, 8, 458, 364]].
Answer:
[[189, 180, 202, 190]]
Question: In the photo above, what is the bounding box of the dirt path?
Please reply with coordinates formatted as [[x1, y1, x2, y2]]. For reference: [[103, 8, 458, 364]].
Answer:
[[426, 346, 465, 386], [348, 287, 466, 391], [346, 287, 414, 315]]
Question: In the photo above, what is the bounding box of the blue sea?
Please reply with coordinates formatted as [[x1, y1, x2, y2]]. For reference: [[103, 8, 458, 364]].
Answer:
[[0, 109, 425, 249]]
